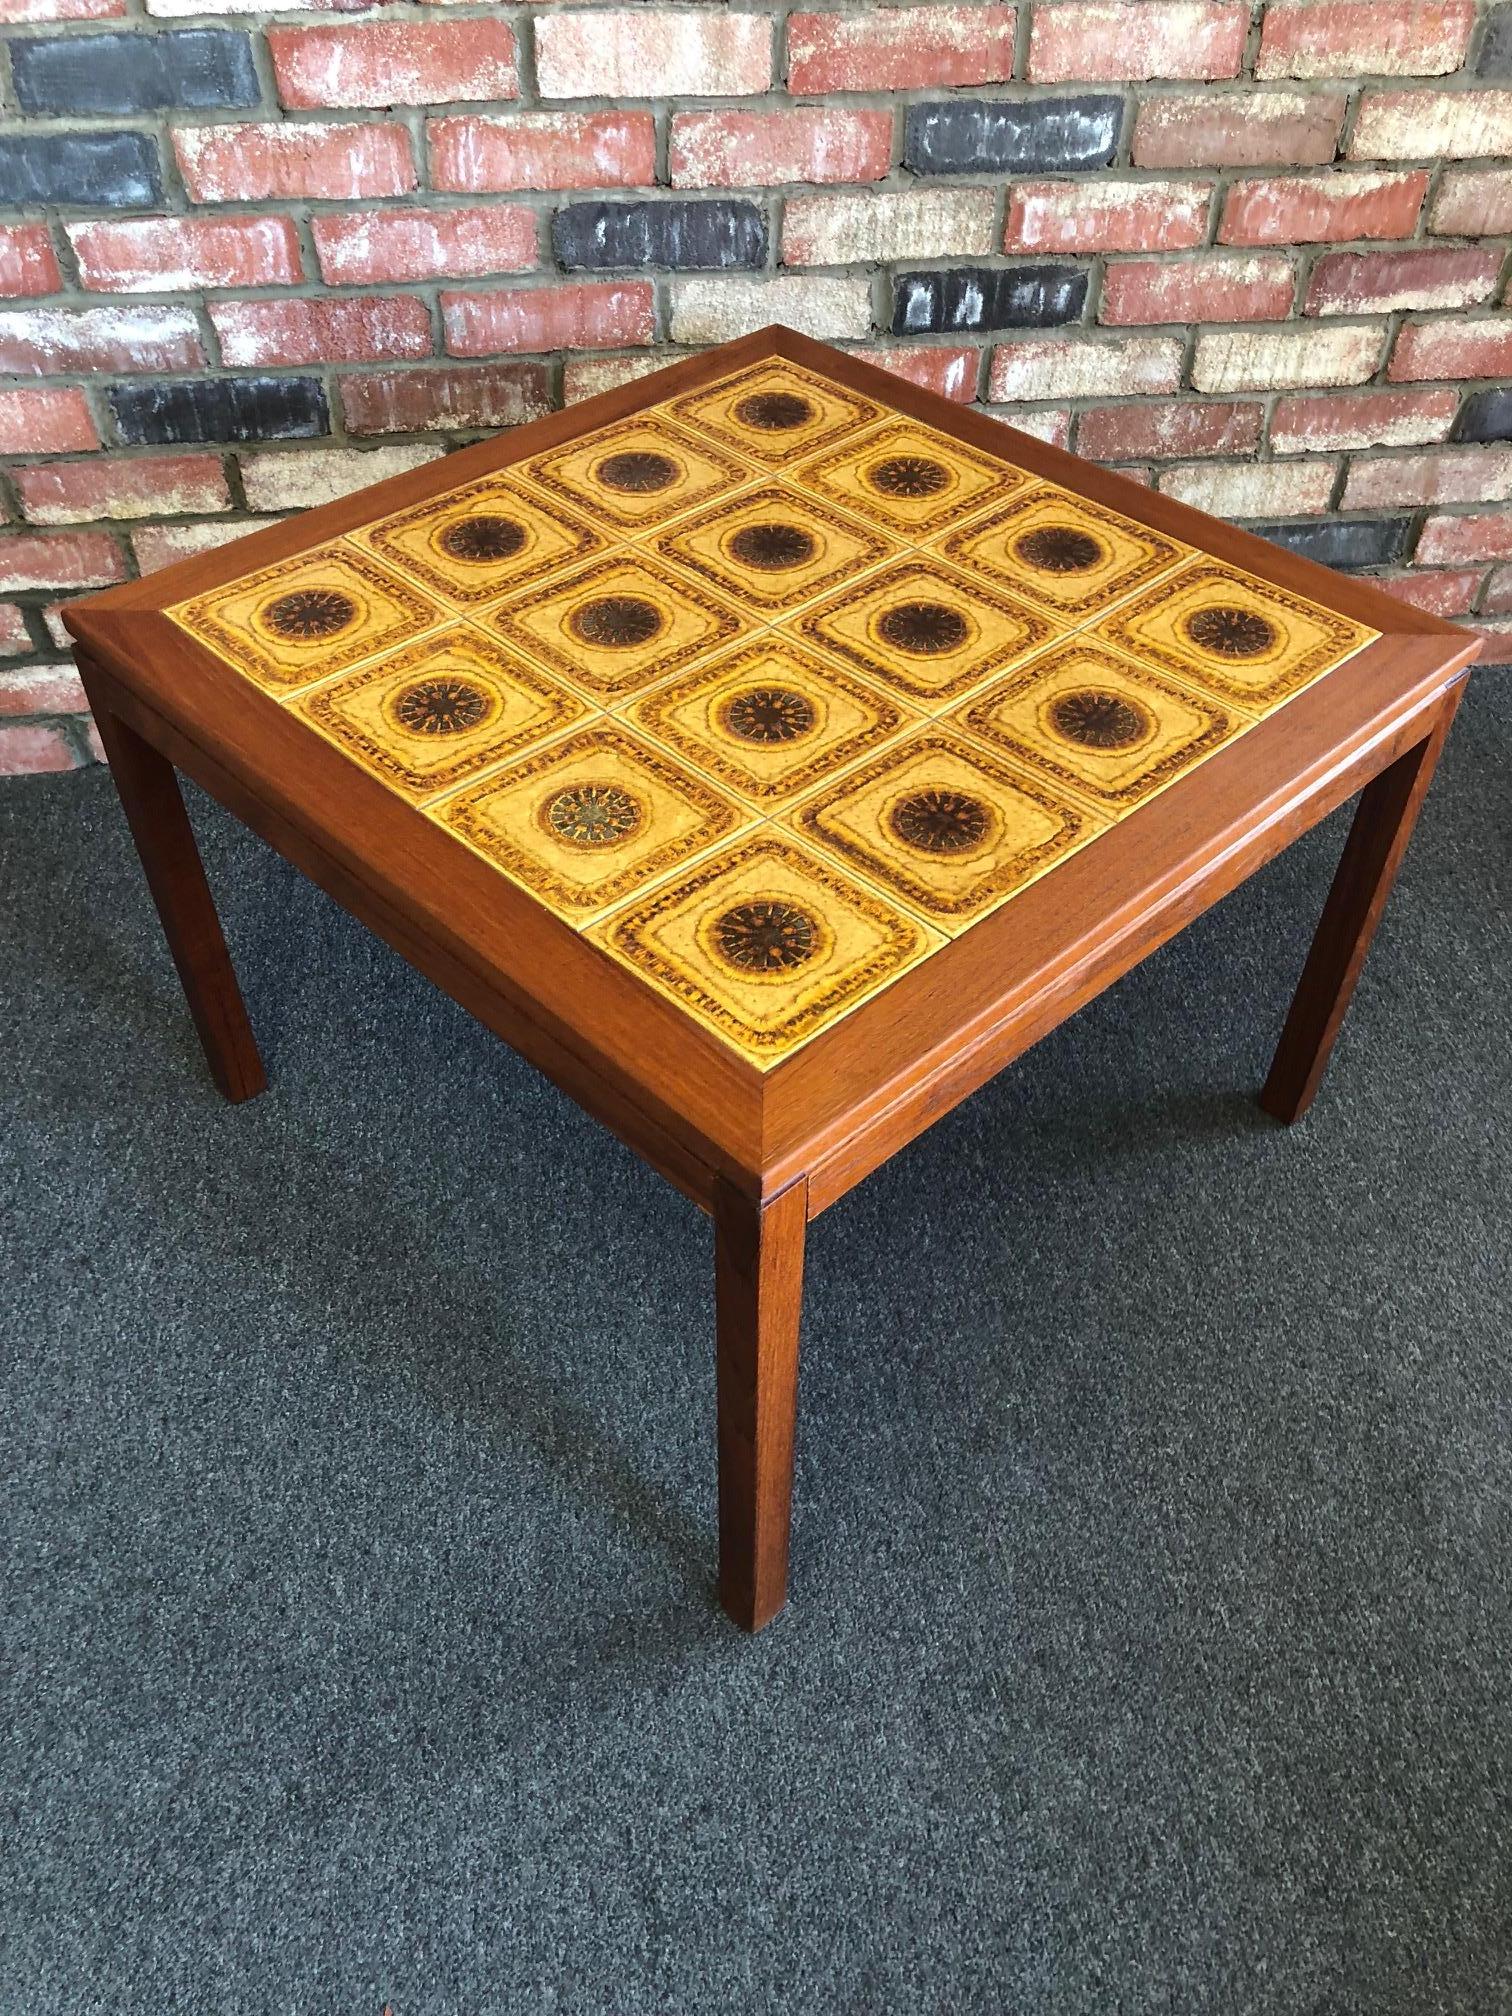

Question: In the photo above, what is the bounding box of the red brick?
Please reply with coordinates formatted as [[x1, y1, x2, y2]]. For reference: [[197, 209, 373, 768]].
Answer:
[[1389, 317, 1512, 383], [1100, 254, 1293, 325], [671, 108, 893, 188], [69, 217, 301, 293], [1417, 513, 1512, 565], [537, 10, 771, 98], [1027, 1, 1246, 81], [1256, 0, 1474, 79], [0, 388, 97, 455], [860, 343, 981, 402], [1269, 389, 1459, 454], [0, 604, 32, 654], [211, 296, 432, 368], [0, 306, 203, 377], [0, 224, 61, 300], [1429, 170, 1512, 238], [1348, 91, 1512, 162], [442, 282, 654, 358], [312, 207, 535, 286], [0, 721, 79, 774], [1076, 399, 1263, 461], [270, 20, 517, 109], [0, 0, 121, 16], [1305, 247, 1502, 317], [989, 336, 1184, 401], [562, 354, 672, 404], [1004, 179, 1209, 253], [339, 363, 552, 435], [174, 122, 415, 203], [0, 661, 88, 715], [1220, 171, 1428, 246], [1343, 447, 1512, 511], [787, 5, 1014, 92], [1131, 89, 1346, 168], [0, 532, 123, 592], [429, 112, 655, 194], [13, 455, 228, 525], [1376, 569, 1481, 618]]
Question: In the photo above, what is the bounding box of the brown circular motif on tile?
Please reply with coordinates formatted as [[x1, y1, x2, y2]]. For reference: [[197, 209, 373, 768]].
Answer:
[[713, 899, 819, 974], [1047, 686, 1152, 751], [877, 600, 970, 655], [1014, 526, 1103, 575], [263, 587, 358, 641], [569, 595, 665, 650], [439, 514, 528, 564], [735, 391, 814, 431], [596, 450, 680, 494], [869, 454, 951, 499], [728, 522, 817, 572], [889, 788, 992, 855], [390, 676, 492, 737], [1184, 604, 1277, 658], [545, 782, 642, 848], [719, 686, 818, 744]]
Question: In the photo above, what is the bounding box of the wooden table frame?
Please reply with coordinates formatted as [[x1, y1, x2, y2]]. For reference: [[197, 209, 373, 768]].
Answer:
[[65, 327, 1478, 1632]]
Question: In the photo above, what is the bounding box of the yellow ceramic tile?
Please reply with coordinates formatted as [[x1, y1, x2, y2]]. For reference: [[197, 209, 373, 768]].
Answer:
[[625, 633, 916, 809], [590, 829, 942, 1066], [662, 359, 885, 467], [487, 549, 755, 702], [935, 485, 1191, 621], [349, 475, 607, 608], [1091, 559, 1378, 714], [435, 719, 751, 923], [788, 555, 1062, 710], [168, 544, 439, 694], [952, 637, 1243, 813], [791, 418, 1032, 539], [648, 483, 897, 617], [787, 726, 1100, 931], [521, 415, 749, 533], [294, 625, 589, 802]]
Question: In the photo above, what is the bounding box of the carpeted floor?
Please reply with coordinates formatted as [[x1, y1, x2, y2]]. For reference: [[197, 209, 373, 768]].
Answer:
[[2, 671, 1510, 2014]]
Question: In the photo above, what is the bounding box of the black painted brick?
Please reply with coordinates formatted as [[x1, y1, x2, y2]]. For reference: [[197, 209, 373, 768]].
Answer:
[[11, 29, 259, 114], [0, 132, 161, 208], [905, 96, 1123, 176], [110, 377, 330, 446], [1478, 5, 1512, 74], [893, 264, 1087, 335], [553, 201, 766, 271], [1244, 517, 1414, 571], [1453, 387, 1512, 443]]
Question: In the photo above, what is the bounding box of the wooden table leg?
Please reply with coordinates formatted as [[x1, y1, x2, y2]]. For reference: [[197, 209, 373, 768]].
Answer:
[[86, 684, 267, 1105], [1260, 687, 1465, 1126], [714, 1174, 807, 1632]]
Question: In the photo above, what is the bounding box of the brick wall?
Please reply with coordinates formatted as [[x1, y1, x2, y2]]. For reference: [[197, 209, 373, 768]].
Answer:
[[2, 0, 1510, 776]]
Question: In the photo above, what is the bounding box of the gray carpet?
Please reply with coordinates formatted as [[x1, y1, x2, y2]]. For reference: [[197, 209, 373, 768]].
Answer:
[[2, 672, 1510, 2014]]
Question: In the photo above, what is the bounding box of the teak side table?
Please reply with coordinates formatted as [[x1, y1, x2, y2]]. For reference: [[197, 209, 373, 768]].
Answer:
[[65, 327, 1479, 1631]]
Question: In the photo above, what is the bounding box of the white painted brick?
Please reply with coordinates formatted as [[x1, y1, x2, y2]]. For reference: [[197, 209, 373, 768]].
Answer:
[[1158, 459, 1337, 517], [669, 276, 873, 345], [782, 189, 997, 267], [1191, 324, 1383, 393], [239, 445, 442, 514], [987, 337, 1184, 402], [1348, 90, 1512, 162]]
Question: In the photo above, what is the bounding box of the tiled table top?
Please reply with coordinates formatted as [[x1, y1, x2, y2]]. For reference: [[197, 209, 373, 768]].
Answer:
[[166, 354, 1377, 1069]]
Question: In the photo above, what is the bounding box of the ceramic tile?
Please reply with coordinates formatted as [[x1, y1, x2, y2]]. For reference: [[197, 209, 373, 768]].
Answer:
[[625, 633, 917, 809], [935, 485, 1191, 621], [1091, 558, 1378, 713], [294, 625, 589, 802], [662, 359, 885, 467], [787, 554, 1063, 710], [787, 725, 1101, 931], [349, 474, 607, 608], [521, 414, 749, 533], [791, 418, 1033, 539], [435, 718, 752, 923], [647, 483, 897, 617], [590, 828, 942, 1066], [952, 637, 1243, 813], [168, 544, 439, 694], [487, 548, 756, 702]]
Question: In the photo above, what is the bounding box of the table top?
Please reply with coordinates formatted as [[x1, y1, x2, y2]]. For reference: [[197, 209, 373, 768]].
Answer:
[[67, 328, 1475, 1198]]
